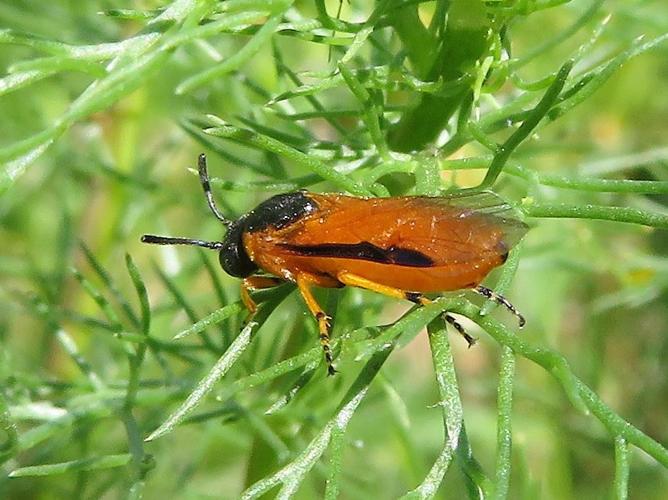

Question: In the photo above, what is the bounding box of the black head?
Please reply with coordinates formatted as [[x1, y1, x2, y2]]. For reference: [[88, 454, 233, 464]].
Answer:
[[217, 220, 256, 277], [140, 154, 258, 278], [218, 190, 318, 276]]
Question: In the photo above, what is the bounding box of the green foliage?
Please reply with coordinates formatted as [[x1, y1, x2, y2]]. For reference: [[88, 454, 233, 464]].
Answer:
[[1, 0, 667, 498]]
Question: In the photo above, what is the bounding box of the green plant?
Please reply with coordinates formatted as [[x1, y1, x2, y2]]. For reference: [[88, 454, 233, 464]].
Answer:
[[1, 1, 667, 498]]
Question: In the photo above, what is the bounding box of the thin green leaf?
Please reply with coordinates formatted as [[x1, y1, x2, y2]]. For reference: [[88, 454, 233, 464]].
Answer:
[[204, 116, 369, 196], [9, 454, 132, 477], [176, 13, 285, 94], [0, 392, 18, 464], [401, 321, 463, 499], [479, 59, 573, 189], [146, 287, 290, 441], [241, 340, 395, 499], [173, 301, 244, 340], [613, 436, 630, 500], [524, 202, 668, 229], [125, 254, 150, 336], [453, 301, 668, 468]]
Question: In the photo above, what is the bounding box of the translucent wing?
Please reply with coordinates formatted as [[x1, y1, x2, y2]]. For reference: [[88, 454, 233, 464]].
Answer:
[[272, 191, 528, 267], [416, 190, 529, 252]]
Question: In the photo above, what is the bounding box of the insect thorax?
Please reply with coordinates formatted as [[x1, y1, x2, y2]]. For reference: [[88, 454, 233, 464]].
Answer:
[[219, 192, 318, 278]]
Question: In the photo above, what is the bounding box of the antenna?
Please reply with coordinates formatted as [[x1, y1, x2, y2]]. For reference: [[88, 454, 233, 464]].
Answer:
[[140, 154, 231, 251], [197, 153, 232, 226], [141, 234, 223, 250]]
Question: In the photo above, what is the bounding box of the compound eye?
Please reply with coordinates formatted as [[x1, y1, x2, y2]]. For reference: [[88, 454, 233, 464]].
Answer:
[[219, 225, 257, 278]]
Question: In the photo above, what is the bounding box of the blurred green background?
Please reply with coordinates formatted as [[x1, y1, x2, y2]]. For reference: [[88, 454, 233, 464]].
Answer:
[[1, 0, 667, 498]]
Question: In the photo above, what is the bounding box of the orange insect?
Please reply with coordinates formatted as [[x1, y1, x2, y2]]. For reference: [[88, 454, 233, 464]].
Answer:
[[142, 154, 528, 375]]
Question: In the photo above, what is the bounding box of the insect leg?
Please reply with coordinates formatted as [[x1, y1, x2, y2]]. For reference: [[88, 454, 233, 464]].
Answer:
[[443, 313, 477, 348], [336, 273, 481, 348], [296, 275, 337, 376], [241, 276, 284, 314], [473, 285, 525, 328], [336, 272, 432, 306]]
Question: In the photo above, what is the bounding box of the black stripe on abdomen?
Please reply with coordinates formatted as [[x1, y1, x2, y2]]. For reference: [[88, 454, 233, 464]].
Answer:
[[278, 241, 435, 267]]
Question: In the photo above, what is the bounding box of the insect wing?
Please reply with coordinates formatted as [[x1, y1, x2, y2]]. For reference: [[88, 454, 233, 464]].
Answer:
[[427, 190, 529, 250], [271, 191, 527, 268]]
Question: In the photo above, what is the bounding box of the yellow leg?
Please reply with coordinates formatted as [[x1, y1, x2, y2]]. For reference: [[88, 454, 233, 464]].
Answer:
[[241, 276, 283, 314], [336, 271, 432, 306], [296, 275, 336, 376], [336, 271, 478, 347]]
